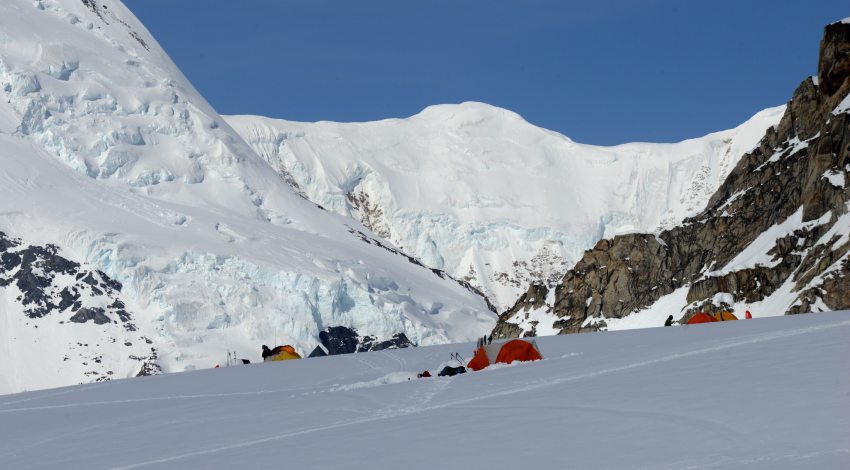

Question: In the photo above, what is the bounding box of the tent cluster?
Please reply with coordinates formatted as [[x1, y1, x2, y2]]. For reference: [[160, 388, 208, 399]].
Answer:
[[686, 310, 752, 325], [229, 338, 545, 374], [414, 338, 544, 380], [467, 338, 543, 371]]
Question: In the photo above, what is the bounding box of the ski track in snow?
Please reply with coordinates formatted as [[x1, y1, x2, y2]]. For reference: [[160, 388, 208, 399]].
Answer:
[[672, 448, 850, 469], [0, 386, 320, 414], [103, 319, 850, 470], [382, 348, 407, 370]]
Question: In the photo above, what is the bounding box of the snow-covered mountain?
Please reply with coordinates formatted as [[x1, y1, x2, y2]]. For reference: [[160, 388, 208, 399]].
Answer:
[[0, 0, 495, 394], [495, 20, 850, 338], [1, 312, 848, 469], [226, 103, 783, 311]]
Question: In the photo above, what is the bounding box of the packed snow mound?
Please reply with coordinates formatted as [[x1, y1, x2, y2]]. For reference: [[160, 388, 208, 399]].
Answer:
[[0, 0, 493, 394], [1, 312, 848, 469], [226, 103, 784, 310]]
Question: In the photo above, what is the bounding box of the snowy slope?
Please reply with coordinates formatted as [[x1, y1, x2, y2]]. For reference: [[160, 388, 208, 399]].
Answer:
[[0, 0, 493, 394], [1, 312, 847, 469], [226, 104, 784, 310]]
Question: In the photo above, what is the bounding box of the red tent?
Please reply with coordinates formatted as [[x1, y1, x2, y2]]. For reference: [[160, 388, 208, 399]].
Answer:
[[687, 312, 718, 325], [467, 338, 543, 371], [495, 339, 543, 365], [467, 346, 492, 371]]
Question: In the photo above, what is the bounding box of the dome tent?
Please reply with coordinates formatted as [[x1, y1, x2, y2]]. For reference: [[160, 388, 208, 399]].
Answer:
[[714, 311, 738, 321], [467, 338, 543, 371], [686, 312, 718, 325], [263, 345, 302, 362]]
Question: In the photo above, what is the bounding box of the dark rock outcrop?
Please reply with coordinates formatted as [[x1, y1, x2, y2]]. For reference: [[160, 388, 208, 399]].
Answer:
[[0, 231, 134, 327], [495, 21, 850, 337], [0, 231, 158, 381], [70, 307, 111, 325], [319, 326, 414, 355]]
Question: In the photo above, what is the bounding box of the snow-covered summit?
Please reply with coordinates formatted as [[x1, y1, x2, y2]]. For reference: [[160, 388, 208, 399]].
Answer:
[[226, 102, 784, 310], [0, 0, 493, 394]]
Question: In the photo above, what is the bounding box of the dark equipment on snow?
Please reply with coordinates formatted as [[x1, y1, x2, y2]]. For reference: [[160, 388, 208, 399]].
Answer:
[[438, 365, 466, 377], [308, 345, 328, 358], [438, 352, 467, 376]]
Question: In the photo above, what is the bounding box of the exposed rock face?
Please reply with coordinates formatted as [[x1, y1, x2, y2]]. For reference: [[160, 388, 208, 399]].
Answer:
[[0, 231, 134, 328], [319, 326, 414, 355], [493, 283, 548, 338], [0, 231, 160, 381], [495, 21, 850, 337]]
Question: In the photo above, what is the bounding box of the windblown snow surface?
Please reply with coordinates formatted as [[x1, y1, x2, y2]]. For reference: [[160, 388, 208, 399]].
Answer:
[[0, 0, 493, 394], [1, 312, 848, 469], [226, 104, 784, 310]]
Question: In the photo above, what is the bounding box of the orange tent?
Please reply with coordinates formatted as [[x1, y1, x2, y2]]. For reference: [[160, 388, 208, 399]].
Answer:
[[687, 312, 718, 325], [264, 345, 302, 362], [495, 339, 543, 365], [713, 311, 738, 321], [467, 339, 543, 371], [467, 347, 492, 371]]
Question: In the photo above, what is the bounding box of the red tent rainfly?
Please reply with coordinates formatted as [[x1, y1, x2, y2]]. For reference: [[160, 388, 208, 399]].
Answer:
[[468, 338, 543, 371], [687, 312, 718, 325]]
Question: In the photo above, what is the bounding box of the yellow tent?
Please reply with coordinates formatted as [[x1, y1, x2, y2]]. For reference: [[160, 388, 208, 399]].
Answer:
[[264, 345, 302, 362], [714, 311, 738, 321]]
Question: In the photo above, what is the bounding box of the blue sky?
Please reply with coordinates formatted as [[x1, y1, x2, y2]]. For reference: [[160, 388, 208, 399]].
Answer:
[[125, 0, 846, 145]]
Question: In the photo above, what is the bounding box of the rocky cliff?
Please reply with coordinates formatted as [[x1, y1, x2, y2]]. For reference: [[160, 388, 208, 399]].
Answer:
[[495, 20, 850, 337]]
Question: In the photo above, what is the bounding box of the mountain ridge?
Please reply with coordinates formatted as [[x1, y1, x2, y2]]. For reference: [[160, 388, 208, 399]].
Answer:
[[493, 20, 850, 337], [226, 101, 783, 312]]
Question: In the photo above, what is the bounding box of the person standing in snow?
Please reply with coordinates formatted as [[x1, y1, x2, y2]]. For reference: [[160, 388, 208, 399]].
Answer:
[[261, 345, 273, 360], [664, 315, 674, 327]]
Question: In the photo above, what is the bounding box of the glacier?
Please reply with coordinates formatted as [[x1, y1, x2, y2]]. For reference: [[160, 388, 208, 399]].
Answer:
[[226, 102, 784, 311], [0, 0, 493, 394]]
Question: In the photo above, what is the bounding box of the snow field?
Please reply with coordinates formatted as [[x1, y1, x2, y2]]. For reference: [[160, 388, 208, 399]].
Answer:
[[0, 312, 847, 469]]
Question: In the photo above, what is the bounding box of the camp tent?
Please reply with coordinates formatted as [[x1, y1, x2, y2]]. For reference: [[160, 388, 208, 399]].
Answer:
[[264, 345, 302, 362], [687, 312, 718, 325], [713, 311, 738, 321], [467, 338, 543, 371]]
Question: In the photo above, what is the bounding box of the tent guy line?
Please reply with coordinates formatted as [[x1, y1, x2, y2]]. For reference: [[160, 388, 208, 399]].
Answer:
[[108, 318, 850, 470]]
